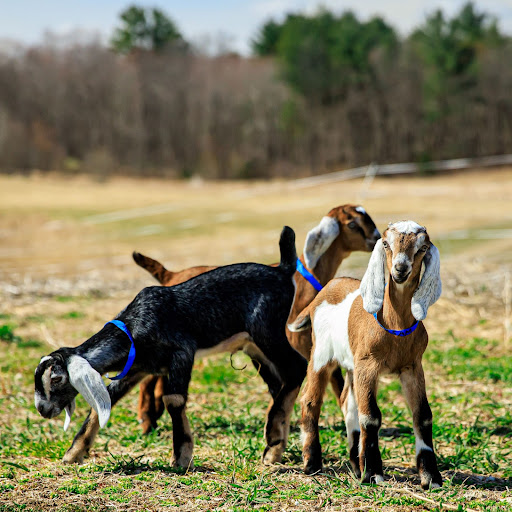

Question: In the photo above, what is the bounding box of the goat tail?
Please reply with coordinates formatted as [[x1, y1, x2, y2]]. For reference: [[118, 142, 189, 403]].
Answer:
[[288, 306, 312, 332], [278, 226, 297, 275], [132, 252, 172, 285]]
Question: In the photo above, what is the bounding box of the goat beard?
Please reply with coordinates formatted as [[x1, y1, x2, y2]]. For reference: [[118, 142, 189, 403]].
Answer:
[[63, 398, 76, 431]]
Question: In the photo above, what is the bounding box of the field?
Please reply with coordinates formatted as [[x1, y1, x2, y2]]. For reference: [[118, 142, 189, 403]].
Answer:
[[1, 169, 512, 511]]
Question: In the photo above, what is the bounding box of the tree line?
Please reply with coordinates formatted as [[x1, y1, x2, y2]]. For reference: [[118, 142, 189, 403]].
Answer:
[[0, 2, 510, 179]]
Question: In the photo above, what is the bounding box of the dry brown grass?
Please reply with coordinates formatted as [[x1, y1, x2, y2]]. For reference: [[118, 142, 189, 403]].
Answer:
[[2, 167, 512, 343], [1, 169, 512, 511]]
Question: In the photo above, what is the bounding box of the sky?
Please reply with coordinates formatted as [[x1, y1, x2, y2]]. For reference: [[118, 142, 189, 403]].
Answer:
[[1, 0, 512, 54]]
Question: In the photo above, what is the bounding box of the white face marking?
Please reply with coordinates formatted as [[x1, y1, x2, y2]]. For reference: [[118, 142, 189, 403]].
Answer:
[[42, 367, 52, 399], [392, 252, 413, 273], [389, 220, 424, 234], [355, 206, 366, 215], [414, 232, 428, 252], [312, 289, 360, 372], [386, 223, 428, 278], [40, 356, 52, 364]]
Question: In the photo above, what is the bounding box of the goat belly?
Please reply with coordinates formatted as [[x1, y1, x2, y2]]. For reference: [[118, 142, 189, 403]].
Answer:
[[311, 289, 360, 372], [195, 332, 252, 359]]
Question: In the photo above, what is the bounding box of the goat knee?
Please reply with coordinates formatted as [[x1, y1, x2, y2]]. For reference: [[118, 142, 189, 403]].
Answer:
[[62, 410, 100, 464]]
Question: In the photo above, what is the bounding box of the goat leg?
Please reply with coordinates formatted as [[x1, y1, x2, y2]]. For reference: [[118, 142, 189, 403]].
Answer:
[[400, 365, 443, 489], [355, 367, 383, 483], [163, 349, 195, 470], [63, 371, 146, 464], [300, 363, 332, 474]]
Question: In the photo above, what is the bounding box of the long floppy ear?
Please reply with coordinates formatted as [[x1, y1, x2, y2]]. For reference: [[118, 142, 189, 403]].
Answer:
[[359, 239, 386, 314], [304, 216, 340, 269], [67, 355, 111, 428], [411, 244, 442, 321]]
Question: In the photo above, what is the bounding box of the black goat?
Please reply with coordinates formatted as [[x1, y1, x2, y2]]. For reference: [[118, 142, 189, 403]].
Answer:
[[34, 226, 307, 467]]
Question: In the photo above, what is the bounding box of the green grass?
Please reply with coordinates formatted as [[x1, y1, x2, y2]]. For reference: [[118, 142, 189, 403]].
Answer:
[[59, 311, 86, 320], [425, 338, 512, 383], [0, 325, 511, 511]]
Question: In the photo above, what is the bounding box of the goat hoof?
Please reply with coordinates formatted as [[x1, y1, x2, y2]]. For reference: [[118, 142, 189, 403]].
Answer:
[[62, 451, 85, 464], [171, 456, 194, 471], [140, 422, 156, 435], [262, 443, 284, 465], [420, 470, 443, 490], [418, 450, 442, 489], [373, 475, 385, 485], [303, 459, 322, 475], [362, 471, 384, 484], [350, 462, 361, 479]]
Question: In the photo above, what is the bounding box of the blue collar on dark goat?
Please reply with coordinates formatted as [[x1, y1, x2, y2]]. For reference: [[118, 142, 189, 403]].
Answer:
[[104, 320, 136, 380]]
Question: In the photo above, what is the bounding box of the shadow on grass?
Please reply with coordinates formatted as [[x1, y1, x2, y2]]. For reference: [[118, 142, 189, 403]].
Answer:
[[384, 464, 512, 491], [101, 453, 215, 476], [442, 470, 512, 490]]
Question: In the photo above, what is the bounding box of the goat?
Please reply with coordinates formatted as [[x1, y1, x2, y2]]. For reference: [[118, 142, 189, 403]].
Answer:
[[134, 205, 380, 435], [289, 221, 443, 489], [34, 226, 308, 468], [132, 252, 216, 286]]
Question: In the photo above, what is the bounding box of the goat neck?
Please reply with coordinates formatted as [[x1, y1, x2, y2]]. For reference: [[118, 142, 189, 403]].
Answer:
[[379, 275, 420, 331], [310, 239, 350, 287], [75, 327, 135, 375]]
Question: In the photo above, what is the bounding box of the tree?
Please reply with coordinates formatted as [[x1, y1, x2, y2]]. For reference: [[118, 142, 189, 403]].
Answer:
[[111, 5, 186, 54], [251, 19, 284, 56], [411, 2, 505, 119], [276, 11, 396, 104]]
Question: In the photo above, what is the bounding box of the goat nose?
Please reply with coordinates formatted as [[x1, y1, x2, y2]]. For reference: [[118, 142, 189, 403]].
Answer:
[[394, 263, 408, 274], [38, 402, 54, 417]]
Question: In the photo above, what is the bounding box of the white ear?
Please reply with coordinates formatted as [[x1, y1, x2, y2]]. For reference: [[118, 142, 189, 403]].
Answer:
[[67, 355, 111, 428], [411, 244, 442, 321], [303, 216, 340, 269], [359, 239, 386, 314]]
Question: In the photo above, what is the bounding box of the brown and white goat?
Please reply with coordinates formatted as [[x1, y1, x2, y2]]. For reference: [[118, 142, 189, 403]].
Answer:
[[134, 206, 380, 436], [289, 221, 443, 489]]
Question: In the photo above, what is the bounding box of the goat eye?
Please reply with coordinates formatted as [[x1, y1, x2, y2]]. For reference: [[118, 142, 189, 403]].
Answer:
[[382, 241, 389, 249], [420, 245, 429, 252], [348, 222, 357, 229], [51, 375, 63, 385]]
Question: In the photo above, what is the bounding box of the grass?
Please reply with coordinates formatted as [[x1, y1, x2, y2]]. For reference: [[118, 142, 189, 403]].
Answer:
[[0, 327, 511, 511], [1, 170, 512, 510]]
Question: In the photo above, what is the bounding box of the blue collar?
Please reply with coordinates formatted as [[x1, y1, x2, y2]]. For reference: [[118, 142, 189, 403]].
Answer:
[[296, 258, 323, 291], [372, 313, 419, 337], [105, 320, 136, 380]]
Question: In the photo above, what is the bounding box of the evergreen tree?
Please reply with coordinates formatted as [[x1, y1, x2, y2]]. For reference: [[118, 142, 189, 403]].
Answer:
[[111, 5, 186, 54]]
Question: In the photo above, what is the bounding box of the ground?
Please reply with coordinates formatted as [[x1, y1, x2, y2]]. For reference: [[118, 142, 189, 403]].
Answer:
[[0, 169, 511, 511]]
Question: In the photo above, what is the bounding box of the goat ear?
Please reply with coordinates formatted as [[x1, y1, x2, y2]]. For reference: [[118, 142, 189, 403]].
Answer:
[[304, 216, 340, 269], [411, 243, 442, 321], [67, 356, 111, 428], [359, 239, 386, 314]]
